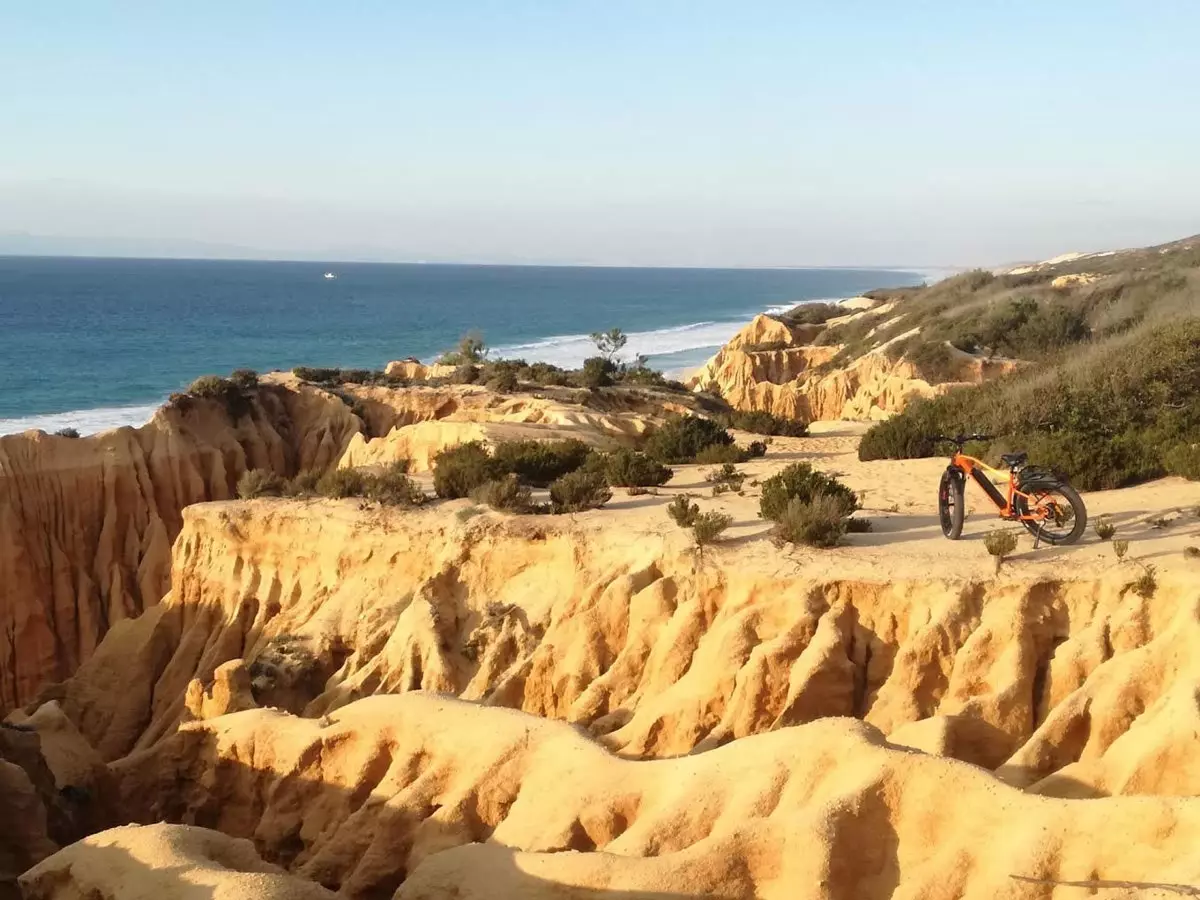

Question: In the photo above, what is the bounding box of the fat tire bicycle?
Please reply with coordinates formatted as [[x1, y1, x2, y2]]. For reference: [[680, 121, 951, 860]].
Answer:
[[933, 434, 1087, 546]]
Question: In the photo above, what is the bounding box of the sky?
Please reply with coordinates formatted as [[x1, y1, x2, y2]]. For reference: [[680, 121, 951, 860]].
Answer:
[[1, 1, 1198, 267]]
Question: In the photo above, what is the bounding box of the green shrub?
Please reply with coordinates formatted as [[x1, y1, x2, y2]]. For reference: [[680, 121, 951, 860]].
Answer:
[[667, 495, 700, 527], [705, 463, 745, 490], [1163, 443, 1200, 479], [743, 341, 790, 353], [642, 416, 733, 464], [1113, 539, 1130, 561], [693, 443, 747, 465], [723, 410, 809, 437], [1093, 516, 1116, 541], [491, 439, 592, 487], [450, 364, 480, 385], [186, 374, 251, 419], [770, 495, 851, 548], [692, 511, 733, 547], [230, 369, 259, 390], [600, 448, 673, 487], [292, 367, 341, 384], [237, 468, 284, 499], [284, 470, 322, 497], [579, 356, 617, 389], [525, 361, 571, 386], [746, 440, 767, 458], [53, 427, 81, 439], [983, 530, 1019, 574], [470, 474, 535, 513], [188, 374, 233, 397], [549, 470, 612, 513], [436, 332, 488, 366], [316, 468, 369, 499], [906, 341, 959, 383], [759, 462, 858, 522], [365, 462, 427, 506], [782, 302, 843, 325], [432, 442, 505, 499], [1131, 564, 1158, 599], [486, 369, 519, 393], [590, 327, 628, 361], [620, 362, 667, 386], [845, 517, 873, 533]]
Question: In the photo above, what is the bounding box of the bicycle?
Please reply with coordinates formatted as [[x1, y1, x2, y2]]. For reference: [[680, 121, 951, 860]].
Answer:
[[933, 434, 1088, 545]]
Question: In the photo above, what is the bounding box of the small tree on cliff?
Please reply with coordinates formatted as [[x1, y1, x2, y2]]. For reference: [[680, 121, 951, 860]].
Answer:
[[589, 328, 628, 363]]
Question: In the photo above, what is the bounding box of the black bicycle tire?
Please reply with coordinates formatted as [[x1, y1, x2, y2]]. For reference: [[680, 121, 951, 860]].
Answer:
[[1014, 479, 1088, 545], [938, 468, 965, 540]]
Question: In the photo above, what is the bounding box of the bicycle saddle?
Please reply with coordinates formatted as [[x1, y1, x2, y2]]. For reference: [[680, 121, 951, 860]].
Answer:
[[1000, 451, 1028, 469]]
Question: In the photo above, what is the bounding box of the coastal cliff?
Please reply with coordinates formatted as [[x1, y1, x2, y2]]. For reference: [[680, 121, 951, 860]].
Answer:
[[691, 310, 1017, 420], [0, 383, 362, 711]]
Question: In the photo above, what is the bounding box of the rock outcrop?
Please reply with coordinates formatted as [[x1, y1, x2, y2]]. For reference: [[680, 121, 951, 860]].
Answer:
[[28, 490, 1200, 805], [44, 693, 1200, 900], [691, 310, 1017, 421], [0, 383, 362, 711]]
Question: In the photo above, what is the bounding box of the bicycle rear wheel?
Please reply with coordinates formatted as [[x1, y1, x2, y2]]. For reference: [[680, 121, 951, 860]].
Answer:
[[1014, 479, 1087, 545], [938, 467, 965, 540]]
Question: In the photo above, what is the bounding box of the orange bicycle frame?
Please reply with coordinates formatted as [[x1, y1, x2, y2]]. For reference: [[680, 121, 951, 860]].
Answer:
[[950, 452, 1053, 522]]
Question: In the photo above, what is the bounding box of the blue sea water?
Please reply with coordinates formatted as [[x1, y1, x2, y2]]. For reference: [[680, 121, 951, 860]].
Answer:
[[0, 256, 927, 435]]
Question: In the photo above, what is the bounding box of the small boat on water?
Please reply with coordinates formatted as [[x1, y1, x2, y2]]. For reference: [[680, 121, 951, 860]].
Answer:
[[323, 271, 337, 280]]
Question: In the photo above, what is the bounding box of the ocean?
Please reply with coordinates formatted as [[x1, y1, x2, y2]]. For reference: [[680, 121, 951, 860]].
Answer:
[[0, 256, 927, 435]]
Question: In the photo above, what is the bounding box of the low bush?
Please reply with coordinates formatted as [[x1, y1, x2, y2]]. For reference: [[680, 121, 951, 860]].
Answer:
[[486, 369, 519, 393], [746, 440, 768, 458], [770, 495, 851, 548], [187, 374, 252, 419], [237, 468, 285, 499], [722, 410, 809, 437], [644, 416, 735, 463], [1131, 564, 1158, 599], [365, 462, 427, 506], [1113, 539, 1130, 561], [292, 367, 341, 384], [705, 463, 745, 494], [1163, 442, 1200, 479], [1093, 516, 1116, 541], [692, 511, 733, 547], [284, 470, 322, 497], [693, 443, 748, 465], [188, 374, 234, 398], [229, 369, 260, 390], [600, 448, 673, 487], [983, 530, 1019, 574], [667, 495, 700, 527], [579, 356, 617, 389], [549, 470, 612, 513], [470, 474, 535, 513], [845, 517, 873, 533], [432, 442, 506, 499], [435, 332, 487, 366], [316, 468, 369, 499], [759, 462, 858, 522], [450, 364, 480, 385], [53, 427, 81, 439], [905, 341, 960, 383], [781, 301, 845, 325], [491, 439, 592, 487]]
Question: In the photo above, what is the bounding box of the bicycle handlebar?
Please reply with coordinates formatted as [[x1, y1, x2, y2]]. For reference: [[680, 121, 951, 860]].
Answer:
[[931, 433, 995, 445]]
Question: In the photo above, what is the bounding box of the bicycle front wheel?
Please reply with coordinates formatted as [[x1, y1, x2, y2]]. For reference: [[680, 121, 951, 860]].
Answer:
[[938, 467, 965, 540]]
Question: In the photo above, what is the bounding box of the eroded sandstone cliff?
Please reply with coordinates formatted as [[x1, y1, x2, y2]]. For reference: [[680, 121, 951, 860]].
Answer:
[[691, 311, 1017, 420], [0, 383, 362, 710]]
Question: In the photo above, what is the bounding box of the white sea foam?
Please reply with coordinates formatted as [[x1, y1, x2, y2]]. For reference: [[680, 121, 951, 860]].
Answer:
[[0, 403, 161, 437], [491, 318, 749, 369]]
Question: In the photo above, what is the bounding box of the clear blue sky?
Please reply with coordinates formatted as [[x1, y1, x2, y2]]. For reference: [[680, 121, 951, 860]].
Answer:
[[2, 1, 1197, 266]]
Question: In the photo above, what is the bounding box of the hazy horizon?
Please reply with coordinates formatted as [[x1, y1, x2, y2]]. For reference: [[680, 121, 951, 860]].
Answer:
[[3, 3, 1198, 268]]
